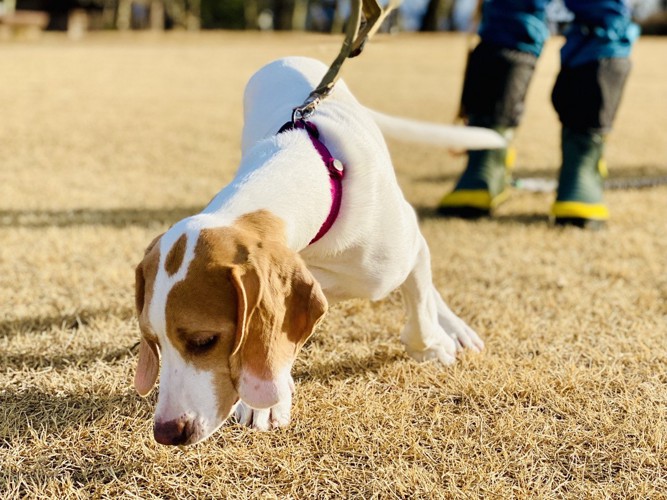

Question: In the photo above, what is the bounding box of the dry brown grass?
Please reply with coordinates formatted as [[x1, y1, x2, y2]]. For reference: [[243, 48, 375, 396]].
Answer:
[[1, 32, 666, 498]]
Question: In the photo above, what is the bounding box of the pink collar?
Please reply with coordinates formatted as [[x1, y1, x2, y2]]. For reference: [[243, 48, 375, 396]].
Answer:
[[278, 120, 345, 245]]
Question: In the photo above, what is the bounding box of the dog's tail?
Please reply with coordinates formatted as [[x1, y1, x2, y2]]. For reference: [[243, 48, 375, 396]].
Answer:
[[368, 109, 506, 150]]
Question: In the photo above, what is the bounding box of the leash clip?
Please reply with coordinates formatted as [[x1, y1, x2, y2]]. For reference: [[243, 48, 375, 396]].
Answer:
[[292, 95, 320, 122], [291, 82, 336, 123]]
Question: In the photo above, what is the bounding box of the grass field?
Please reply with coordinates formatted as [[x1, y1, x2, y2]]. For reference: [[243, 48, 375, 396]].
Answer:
[[1, 32, 666, 498]]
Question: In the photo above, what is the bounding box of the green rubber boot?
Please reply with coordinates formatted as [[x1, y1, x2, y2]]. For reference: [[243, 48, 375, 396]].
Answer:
[[437, 128, 515, 218], [552, 128, 608, 229]]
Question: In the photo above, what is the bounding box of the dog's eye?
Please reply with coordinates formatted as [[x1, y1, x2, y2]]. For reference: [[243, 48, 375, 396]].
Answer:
[[187, 333, 218, 352]]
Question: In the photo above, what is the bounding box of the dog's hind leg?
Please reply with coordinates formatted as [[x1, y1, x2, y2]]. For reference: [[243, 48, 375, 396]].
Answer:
[[399, 235, 483, 365]]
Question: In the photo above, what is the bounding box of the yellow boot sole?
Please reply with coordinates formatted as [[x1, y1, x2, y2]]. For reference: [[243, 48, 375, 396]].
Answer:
[[437, 189, 510, 218], [551, 201, 609, 229]]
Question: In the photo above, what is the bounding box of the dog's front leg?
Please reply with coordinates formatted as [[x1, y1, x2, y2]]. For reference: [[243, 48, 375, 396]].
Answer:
[[232, 376, 294, 431], [399, 235, 483, 364], [233, 398, 292, 431]]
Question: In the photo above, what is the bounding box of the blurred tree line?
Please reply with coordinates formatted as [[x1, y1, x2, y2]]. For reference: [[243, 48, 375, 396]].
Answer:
[[202, 0, 456, 32], [203, 0, 667, 33], [201, 0, 244, 29], [30, 0, 455, 32], [202, 0, 347, 31], [9, 0, 665, 33]]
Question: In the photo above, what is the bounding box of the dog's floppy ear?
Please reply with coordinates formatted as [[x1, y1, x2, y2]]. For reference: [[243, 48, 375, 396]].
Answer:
[[134, 337, 160, 396], [135, 261, 147, 316], [134, 260, 160, 396], [229, 247, 327, 368], [229, 266, 262, 357], [133, 233, 163, 396], [228, 246, 327, 409], [284, 258, 328, 347]]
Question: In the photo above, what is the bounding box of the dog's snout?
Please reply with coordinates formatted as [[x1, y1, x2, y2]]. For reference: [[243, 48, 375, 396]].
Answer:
[[154, 418, 195, 446]]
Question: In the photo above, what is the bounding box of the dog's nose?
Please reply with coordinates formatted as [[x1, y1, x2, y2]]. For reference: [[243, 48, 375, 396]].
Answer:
[[153, 418, 195, 446]]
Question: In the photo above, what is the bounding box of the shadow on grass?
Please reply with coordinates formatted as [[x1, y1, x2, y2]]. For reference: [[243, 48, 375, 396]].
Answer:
[[1, 307, 139, 370], [410, 172, 461, 184], [0, 206, 203, 228], [490, 213, 551, 226], [0, 343, 138, 371], [295, 348, 405, 383], [413, 204, 549, 226], [0, 307, 134, 340], [0, 388, 146, 443], [413, 164, 667, 185]]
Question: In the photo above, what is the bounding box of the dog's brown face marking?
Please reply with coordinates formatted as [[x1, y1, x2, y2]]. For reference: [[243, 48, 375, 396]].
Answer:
[[164, 234, 187, 277], [162, 228, 241, 421]]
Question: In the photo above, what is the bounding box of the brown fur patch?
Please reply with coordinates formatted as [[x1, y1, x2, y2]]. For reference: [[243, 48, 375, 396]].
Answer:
[[164, 234, 187, 277], [235, 210, 287, 244], [228, 211, 328, 380]]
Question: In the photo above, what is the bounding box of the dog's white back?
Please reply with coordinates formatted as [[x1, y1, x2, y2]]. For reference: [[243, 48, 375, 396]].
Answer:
[[237, 57, 425, 302]]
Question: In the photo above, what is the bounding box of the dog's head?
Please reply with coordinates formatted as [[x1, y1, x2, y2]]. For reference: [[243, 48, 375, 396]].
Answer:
[[134, 211, 327, 445]]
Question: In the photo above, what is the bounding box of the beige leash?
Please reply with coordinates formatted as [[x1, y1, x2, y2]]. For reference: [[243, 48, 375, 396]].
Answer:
[[292, 0, 402, 121]]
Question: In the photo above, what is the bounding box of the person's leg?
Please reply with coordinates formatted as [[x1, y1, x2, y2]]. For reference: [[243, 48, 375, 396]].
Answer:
[[439, 0, 548, 218], [551, 0, 639, 228]]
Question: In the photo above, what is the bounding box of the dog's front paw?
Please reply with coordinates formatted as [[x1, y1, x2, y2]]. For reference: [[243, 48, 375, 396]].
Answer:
[[403, 333, 458, 366], [233, 398, 292, 431]]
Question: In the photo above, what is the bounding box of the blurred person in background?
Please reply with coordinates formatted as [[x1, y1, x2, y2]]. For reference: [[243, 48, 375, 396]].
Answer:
[[438, 0, 640, 229]]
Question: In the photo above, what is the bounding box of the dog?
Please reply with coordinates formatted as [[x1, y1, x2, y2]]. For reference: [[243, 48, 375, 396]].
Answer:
[[133, 56, 503, 446]]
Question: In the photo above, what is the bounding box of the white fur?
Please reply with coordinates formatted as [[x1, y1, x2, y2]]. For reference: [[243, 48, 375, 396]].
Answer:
[[233, 398, 292, 431], [149, 56, 485, 436], [154, 340, 223, 443]]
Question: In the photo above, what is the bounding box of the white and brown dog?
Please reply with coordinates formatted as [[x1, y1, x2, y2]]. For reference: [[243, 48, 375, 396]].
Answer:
[[134, 57, 502, 446]]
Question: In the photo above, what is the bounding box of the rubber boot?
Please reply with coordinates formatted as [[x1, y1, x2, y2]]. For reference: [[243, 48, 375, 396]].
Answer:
[[438, 41, 536, 218], [551, 58, 631, 229], [437, 128, 515, 218], [552, 128, 608, 229]]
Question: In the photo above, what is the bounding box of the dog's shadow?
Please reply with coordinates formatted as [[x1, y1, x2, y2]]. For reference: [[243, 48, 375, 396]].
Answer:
[[1, 308, 138, 372]]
